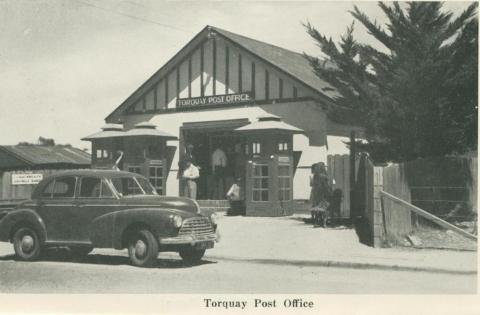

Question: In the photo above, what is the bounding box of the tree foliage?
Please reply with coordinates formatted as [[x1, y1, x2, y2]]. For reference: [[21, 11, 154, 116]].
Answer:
[[304, 2, 478, 162], [17, 137, 72, 148]]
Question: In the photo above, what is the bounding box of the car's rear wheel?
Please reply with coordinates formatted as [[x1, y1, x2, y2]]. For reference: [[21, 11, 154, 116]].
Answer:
[[179, 248, 205, 265], [127, 229, 158, 267], [13, 227, 42, 261]]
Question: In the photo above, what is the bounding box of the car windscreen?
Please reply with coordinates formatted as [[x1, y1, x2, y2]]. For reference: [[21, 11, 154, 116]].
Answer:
[[110, 176, 156, 196], [136, 177, 156, 195]]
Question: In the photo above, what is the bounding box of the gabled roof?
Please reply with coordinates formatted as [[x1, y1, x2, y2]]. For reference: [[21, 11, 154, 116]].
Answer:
[[106, 25, 339, 121], [0, 145, 91, 168], [212, 27, 340, 99]]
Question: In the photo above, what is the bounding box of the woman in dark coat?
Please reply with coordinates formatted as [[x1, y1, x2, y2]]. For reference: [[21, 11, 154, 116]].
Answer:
[[310, 162, 331, 226]]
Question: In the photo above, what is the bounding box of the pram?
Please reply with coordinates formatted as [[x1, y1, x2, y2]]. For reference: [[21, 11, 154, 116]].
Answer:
[[311, 200, 330, 227]]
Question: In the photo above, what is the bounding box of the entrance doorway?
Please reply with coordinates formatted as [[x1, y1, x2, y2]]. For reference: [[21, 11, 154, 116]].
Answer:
[[180, 119, 249, 201]]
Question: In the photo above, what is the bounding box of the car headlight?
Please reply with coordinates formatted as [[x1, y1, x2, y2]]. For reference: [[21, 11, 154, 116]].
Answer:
[[210, 213, 218, 225], [171, 215, 183, 228]]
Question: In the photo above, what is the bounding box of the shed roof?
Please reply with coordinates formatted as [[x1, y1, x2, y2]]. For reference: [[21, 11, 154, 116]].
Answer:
[[0, 145, 91, 168]]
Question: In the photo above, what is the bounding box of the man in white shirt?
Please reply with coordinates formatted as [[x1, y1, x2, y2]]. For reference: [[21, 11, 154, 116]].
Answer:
[[211, 148, 227, 171], [211, 148, 227, 199], [182, 160, 200, 199]]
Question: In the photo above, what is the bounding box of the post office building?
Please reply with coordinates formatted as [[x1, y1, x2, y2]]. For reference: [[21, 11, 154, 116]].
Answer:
[[83, 26, 363, 216]]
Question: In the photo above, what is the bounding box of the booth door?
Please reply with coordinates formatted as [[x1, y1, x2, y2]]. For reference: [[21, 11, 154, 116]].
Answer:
[[245, 158, 275, 216], [276, 156, 294, 216]]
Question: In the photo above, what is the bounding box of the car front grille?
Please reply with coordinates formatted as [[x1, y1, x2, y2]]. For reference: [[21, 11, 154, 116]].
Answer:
[[179, 217, 214, 236]]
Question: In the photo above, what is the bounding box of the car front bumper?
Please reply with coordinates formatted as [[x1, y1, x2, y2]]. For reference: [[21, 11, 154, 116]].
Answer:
[[159, 231, 219, 245]]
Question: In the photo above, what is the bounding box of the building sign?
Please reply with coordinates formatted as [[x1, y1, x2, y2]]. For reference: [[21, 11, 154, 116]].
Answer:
[[176, 92, 253, 108], [12, 173, 43, 185]]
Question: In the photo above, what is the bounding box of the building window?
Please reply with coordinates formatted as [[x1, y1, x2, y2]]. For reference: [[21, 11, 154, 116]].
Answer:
[[252, 142, 261, 154], [149, 166, 164, 195], [96, 149, 109, 159], [278, 164, 291, 201], [252, 163, 269, 201], [278, 142, 288, 152]]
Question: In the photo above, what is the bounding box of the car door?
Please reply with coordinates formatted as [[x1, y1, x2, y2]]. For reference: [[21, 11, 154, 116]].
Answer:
[[36, 176, 78, 242], [73, 176, 119, 243]]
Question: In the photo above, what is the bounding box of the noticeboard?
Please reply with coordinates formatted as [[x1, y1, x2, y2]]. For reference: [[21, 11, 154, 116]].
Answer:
[[11, 173, 44, 185]]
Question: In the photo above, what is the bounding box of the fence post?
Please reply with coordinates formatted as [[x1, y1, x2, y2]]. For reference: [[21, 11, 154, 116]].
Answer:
[[379, 194, 388, 246], [349, 130, 356, 219]]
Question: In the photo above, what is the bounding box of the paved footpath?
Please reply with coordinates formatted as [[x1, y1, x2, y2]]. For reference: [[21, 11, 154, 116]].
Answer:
[[207, 214, 477, 274], [0, 213, 476, 274]]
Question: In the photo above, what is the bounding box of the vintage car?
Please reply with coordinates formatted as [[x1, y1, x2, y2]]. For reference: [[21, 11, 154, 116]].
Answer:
[[0, 170, 219, 267]]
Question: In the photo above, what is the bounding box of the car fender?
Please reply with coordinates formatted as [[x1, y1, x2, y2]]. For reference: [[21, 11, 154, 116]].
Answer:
[[90, 208, 183, 249], [0, 208, 47, 243]]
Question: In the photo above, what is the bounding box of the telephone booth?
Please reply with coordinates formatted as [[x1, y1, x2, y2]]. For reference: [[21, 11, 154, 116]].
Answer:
[[82, 121, 177, 195], [82, 124, 124, 169], [234, 115, 304, 216], [121, 122, 177, 195]]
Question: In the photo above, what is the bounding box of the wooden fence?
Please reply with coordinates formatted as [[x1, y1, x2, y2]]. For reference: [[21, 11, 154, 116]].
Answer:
[[360, 156, 477, 247], [377, 164, 413, 244], [327, 154, 357, 218]]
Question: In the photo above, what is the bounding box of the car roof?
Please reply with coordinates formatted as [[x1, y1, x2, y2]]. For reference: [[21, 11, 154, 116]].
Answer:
[[45, 169, 139, 178]]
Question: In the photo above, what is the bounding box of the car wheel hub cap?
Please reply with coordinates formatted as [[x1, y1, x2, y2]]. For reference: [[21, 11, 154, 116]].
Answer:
[[134, 240, 147, 258], [21, 235, 34, 253]]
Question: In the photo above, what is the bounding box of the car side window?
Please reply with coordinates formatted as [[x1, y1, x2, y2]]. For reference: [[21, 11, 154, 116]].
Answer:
[[79, 177, 101, 198], [101, 181, 114, 198], [79, 177, 115, 198], [52, 177, 76, 198], [41, 180, 55, 198]]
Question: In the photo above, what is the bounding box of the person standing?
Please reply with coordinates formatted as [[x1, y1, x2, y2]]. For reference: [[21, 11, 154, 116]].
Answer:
[[178, 144, 196, 197], [313, 162, 331, 206], [211, 147, 227, 199], [310, 162, 331, 226], [182, 160, 200, 200]]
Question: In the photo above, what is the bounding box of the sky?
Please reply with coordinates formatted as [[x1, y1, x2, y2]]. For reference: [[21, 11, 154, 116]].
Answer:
[[0, 0, 473, 150]]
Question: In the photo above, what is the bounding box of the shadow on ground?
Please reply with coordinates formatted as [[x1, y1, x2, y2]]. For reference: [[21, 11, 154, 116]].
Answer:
[[292, 215, 354, 229], [0, 248, 216, 269], [354, 217, 373, 246]]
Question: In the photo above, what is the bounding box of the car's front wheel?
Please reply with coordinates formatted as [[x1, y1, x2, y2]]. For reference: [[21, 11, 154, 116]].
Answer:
[[127, 229, 159, 267], [179, 248, 205, 265], [13, 227, 42, 261]]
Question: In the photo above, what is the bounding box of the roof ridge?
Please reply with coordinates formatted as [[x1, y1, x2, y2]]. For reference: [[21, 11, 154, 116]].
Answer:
[[210, 26, 307, 58]]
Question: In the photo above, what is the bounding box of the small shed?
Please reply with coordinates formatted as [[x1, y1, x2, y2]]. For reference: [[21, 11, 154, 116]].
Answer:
[[0, 145, 91, 200]]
